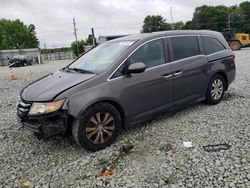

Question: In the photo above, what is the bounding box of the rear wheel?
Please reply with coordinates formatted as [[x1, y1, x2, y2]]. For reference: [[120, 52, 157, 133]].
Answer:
[[206, 74, 225, 105], [229, 40, 241, 51], [72, 102, 121, 151]]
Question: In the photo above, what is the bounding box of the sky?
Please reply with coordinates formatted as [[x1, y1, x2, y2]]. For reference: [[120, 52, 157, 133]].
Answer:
[[0, 0, 247, 48]]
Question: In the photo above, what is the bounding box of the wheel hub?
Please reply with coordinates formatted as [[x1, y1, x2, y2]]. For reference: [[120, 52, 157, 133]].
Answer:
[[211, 79, 223, 100], [85, 112, 115, 144]]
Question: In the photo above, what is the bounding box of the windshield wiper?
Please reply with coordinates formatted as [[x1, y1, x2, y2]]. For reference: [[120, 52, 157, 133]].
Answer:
[[63, 67, 94, 74]]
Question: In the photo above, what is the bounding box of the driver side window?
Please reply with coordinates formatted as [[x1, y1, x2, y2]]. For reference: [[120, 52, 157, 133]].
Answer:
[[129, 39, 165, 69]]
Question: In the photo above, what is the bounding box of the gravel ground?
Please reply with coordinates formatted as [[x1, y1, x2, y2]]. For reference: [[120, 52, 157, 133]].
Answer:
[[0, 49, 249, 188]]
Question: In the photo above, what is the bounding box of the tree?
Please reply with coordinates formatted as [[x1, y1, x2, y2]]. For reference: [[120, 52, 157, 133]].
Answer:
[[190, 5, 229, 32], [183, 2, 250, 33], [85, 35, 97, 46], [142, 15, 171, 33], [173, 21, 184, 30], [71, 35, 98, 56], [228, 5, 243, 32], [0, 19, 39, 50], [239, 1, 250, 33], [71, 40, 85, 56], [183, 21, 194, 29]]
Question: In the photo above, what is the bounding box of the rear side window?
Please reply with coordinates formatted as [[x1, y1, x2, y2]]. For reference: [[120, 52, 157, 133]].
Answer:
[[202, 36, 226, 55], [170, 36, 200, 61]]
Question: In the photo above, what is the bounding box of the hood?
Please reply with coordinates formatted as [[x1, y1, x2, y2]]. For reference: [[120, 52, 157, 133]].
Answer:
[[21, 70, 95, 102]]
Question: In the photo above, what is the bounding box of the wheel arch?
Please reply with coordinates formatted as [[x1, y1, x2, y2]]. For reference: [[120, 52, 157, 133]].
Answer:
[[210, 71, 229, 91], [76, 98, 127, 130]]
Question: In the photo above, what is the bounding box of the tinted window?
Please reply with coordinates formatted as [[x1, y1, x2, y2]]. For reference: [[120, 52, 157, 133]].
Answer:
[[202, 36, 226, 55], [129, 39, 165, 69], [171, 36, 200, 61]]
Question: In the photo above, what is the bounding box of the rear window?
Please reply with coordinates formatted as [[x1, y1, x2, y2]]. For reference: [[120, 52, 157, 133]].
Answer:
[[170, 36, 200, 61], [202, 36, 226, 55]]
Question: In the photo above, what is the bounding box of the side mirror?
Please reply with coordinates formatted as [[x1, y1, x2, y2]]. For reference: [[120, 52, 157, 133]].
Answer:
[[127, 62, 146, 74]]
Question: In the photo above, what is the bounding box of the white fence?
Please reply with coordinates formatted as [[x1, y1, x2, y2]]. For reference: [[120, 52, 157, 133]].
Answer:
[[41, 51, 75, 62]]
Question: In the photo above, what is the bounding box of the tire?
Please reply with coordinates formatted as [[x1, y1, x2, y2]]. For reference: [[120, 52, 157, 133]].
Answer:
[[206, 74, 226, 105], [72, 102, 121, 151], [229, 40, 241, 51]]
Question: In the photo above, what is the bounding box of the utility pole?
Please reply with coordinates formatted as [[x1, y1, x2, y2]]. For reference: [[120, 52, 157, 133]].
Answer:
[[44, 43, 50, 62], [170, 7, 174, 30], [91, 28, 95, 46], [228, 13, 231, 30], [73, 17, 79, 57], [44, 43, 47, 53]]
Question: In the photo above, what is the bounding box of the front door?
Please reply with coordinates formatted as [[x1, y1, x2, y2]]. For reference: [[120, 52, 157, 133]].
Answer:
[[124, 39, 174, 123]]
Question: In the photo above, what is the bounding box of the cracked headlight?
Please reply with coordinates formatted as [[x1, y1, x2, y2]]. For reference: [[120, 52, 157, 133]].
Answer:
[[29, 99, 65, 115]]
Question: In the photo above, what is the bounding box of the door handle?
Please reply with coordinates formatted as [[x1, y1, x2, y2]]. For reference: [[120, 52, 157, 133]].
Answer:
[[161, 74, 173, 79], [173, 71, 183, 76]]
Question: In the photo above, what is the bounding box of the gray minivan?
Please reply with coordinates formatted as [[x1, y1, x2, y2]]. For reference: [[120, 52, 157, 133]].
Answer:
[[18, 30, 236, 151]]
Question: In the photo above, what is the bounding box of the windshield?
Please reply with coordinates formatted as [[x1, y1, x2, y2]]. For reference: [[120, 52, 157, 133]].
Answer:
[[68, 41, 134, 74]]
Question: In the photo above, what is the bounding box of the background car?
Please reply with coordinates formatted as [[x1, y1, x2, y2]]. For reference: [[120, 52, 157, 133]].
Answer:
[[8, 55, 33, 68]]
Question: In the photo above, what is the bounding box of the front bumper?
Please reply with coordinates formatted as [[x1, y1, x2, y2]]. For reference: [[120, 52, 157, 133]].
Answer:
[[19, 112, 68, 138], [17, 100, 68, 138]]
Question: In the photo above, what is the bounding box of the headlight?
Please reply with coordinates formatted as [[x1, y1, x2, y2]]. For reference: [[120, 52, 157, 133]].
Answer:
[[29, 99, 65, 115]]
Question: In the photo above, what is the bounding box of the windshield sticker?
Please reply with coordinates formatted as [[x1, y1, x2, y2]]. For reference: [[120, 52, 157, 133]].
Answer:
[[118, 42, 134, 46]]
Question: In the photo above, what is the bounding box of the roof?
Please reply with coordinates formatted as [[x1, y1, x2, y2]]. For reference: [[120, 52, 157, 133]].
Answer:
[[112, 30, 222, 42]]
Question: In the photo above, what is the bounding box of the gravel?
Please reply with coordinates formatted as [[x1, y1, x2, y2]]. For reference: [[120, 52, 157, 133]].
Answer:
[[0, 49, 250, 187]]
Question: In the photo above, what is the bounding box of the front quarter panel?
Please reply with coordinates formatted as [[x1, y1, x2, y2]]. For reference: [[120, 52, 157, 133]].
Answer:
[[65, 78, 126, 119]]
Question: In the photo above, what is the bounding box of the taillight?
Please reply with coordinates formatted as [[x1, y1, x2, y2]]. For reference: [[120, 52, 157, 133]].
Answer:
[[232, 52, 236, 60]]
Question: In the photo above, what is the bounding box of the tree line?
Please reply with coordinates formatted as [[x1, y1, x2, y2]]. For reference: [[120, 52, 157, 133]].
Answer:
[[1, 1, 249, 51], [142, 1, 250, 34], [0, 19, 39, 50]]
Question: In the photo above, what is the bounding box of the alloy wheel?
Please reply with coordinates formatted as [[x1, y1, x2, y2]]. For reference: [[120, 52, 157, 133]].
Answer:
[[85, 112, 115, 144], [211, 79, 223, 100]]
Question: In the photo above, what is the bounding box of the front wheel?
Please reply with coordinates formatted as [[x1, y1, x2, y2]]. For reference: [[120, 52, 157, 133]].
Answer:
[[72, 102, 121, 151], [206, 74, 225, 105]]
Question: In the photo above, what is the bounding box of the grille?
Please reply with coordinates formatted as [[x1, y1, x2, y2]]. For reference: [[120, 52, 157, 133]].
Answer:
[[17, 101, 32, 118]]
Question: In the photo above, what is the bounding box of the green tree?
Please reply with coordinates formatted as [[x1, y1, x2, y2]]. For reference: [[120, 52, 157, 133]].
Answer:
[[184, 2, 250, 33], [228, 5, 243, 33], [85, 35, 97, 45], [239, 1, 250, 33], [142, 15, 171, 33], [183, 21, 194, 29], [71, 40, 85, 56], [191, 5, 229, 32], [71, 35, 98, 56], [173, 21, 184, 30], [0, 19, 39, 50]]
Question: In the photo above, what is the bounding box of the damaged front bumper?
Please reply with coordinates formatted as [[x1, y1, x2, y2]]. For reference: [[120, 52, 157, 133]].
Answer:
[[17, 100, 68, 138], [19, 112, 68, 138]]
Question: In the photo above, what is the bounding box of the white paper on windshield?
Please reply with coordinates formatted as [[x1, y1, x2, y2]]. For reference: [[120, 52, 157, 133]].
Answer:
[[118, 41, 134, 46]]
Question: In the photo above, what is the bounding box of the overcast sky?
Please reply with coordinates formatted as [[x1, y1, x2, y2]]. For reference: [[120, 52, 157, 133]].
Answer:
[[0, 0, 247, 48]]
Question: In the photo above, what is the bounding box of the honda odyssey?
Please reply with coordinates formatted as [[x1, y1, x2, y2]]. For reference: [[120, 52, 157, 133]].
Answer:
[[17, 30, 236, 151]]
